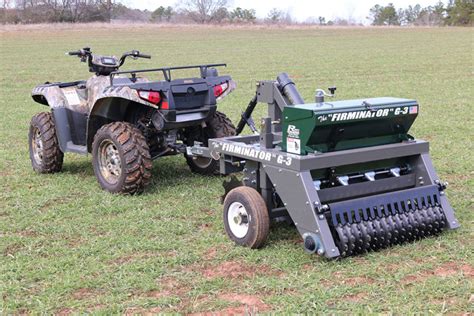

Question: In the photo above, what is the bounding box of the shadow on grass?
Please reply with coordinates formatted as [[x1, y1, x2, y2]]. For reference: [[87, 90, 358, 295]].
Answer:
[[60, 155, 219, 194]]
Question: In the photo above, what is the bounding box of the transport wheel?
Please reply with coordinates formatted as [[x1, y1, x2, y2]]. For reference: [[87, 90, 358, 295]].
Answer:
[[28, 112, 63, 173], [223, 186, 270, 249], [185, 111, 236, 175], [92, 122, 152, 194]]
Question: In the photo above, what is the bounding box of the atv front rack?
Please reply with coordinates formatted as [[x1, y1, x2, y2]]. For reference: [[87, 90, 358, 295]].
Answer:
[[110, 63, 227, 85]]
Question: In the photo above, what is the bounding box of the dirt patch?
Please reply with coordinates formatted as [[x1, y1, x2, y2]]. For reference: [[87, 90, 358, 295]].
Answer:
[[402, 262, 474, 284], [16, 230, 38, 237], [72, 288, 97, 300], [145, 276, 191, 299], [341, 292, 367, 303], [459, 264, 474, 277], [199, 261, 282, 280], [56, 308, 73, 315], [326, 271, 375, 286], [433, 262, 459, 277], [202, 245, 231, 261], [190, 293, 270, 315], [198, 223, 212, 231], [219, 293, 270, 313], [124, 307, 162, 315], [3, 242, 22, 257], [200, 208, 214, 216], [86, 304, 106, 312]]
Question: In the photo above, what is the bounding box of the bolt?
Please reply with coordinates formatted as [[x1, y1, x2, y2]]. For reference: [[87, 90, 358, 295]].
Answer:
[[332, 249, 336, 252], [319, 215, 325, 220], [263, 165, 266, 168], [305, 201, 309, 205], [243, 168, 247, 172], [284, 203, 287, 206], [278, 169, 282, 172], [251, 170, 256, 175], [317, 248, 325, 255], [315, 229, 319, 233], [418, 176, 423, 180], [295, 222, 298, 226], [296, 173, 300, 177], [251, 180, 257, 184], [420, 181, 424, 185], [440, 192, 444, 195], [435, 179, 440, 184]]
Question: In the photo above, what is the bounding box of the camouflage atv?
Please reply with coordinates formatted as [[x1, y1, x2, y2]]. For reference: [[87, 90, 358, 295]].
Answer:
[[29, 47, 236, 194]]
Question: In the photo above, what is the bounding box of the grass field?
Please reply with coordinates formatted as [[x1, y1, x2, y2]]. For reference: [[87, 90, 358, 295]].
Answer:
[[0, 24, 473, 314]]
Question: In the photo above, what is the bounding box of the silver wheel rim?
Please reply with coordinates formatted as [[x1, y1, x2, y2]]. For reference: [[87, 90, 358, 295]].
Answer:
[[227, 202, 250, 238], [192, 156, 213, 169], [31, 127, 43, 165], [98, 139, 122, 184]]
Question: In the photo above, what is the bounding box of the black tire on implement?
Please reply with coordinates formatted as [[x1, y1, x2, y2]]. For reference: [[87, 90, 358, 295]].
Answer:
[[28, 112, 64, 173], [185, 111, 236, 175], [92, 122, 152, 194], [223, 186, 270, 249]]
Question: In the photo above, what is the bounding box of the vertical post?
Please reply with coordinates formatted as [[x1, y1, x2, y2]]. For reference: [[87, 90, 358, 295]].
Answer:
[[260, 117, 273, 149]]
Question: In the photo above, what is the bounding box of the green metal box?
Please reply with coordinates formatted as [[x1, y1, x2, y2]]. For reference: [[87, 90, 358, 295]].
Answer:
[[282, 97, 419, 155]]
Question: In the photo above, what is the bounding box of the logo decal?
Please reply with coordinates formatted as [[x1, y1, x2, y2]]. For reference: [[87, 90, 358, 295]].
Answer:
[[287, 125, 300, 138], [220, 143, 292, 166]]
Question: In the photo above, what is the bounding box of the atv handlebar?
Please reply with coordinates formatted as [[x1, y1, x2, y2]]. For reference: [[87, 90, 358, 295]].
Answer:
[[66, 48, 151, 68], [119, 50, 151, 66]]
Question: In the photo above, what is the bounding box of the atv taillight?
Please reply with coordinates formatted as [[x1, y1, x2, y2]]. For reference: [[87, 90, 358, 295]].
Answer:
[[138, 90, 161, 105], [161, 101, 169, 110], [213, 82, 228, 98]]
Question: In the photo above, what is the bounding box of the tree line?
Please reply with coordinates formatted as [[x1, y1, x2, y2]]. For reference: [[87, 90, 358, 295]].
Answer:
[[1, 0, 472, 25], [369, 0, 473, 26]]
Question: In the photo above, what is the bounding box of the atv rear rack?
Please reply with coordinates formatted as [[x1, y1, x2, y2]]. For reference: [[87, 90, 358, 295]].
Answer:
[[110, 63, 227, 85]]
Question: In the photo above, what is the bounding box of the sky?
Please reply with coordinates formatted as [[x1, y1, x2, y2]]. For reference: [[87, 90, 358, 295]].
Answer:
[[123, 0, 443, 24]]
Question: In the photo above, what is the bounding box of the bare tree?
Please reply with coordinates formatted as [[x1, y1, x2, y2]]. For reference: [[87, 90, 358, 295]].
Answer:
[[182, 0, 228, 23]]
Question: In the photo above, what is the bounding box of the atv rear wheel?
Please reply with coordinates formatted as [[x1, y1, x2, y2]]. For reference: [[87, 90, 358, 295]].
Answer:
[[223, 186, 270, 249], [92, 122, 152, 194], [185, 111, 236, 175], [28, 112, 64, 173]]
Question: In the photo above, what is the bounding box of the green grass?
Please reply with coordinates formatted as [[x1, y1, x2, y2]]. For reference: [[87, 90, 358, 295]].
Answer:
[[0, 25, 473, 314]]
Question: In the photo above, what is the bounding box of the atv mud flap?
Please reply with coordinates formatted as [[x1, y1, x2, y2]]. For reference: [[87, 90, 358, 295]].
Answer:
[[329, 185, 449, 257]]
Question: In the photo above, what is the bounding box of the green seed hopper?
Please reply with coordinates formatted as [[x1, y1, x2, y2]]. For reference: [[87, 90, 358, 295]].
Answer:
[[282, 97, 418, 154]]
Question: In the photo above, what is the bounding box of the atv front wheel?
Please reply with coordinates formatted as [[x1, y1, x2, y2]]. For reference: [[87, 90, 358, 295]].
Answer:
[[92, 122, 152, 194], [223, 186, 270, 249], [185, 111, 236, 175], [28, 112, 64, 173]]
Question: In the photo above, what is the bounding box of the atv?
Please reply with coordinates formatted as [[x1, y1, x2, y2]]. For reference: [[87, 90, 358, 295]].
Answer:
[[29, 47, 236, 194]]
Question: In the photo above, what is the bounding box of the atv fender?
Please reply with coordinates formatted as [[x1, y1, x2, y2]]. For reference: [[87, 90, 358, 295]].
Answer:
[[31, 83, 89, 154], [87, 86, 157, 151]]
